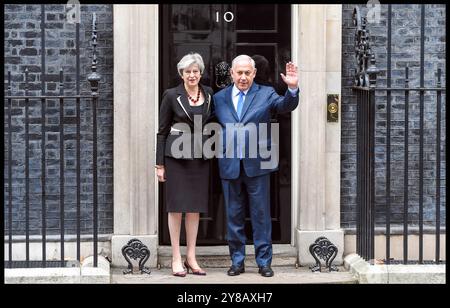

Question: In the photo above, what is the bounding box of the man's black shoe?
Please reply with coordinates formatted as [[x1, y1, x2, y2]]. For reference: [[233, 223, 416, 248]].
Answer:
[[227, 264, 245, 276], [258, 265, 274, 277]]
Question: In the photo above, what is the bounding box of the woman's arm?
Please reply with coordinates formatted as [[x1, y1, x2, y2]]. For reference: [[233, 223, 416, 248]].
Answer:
[[156, 90, 173, 179]]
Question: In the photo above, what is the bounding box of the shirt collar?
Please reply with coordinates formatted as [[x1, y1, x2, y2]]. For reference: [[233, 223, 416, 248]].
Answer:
[[232, 84, 249, 97]]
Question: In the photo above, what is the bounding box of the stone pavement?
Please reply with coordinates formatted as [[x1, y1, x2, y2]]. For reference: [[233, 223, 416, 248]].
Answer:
[[111, 266, 357, 284]]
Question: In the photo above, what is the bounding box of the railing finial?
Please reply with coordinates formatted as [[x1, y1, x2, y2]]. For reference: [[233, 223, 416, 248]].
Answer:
[[353, 6, 378, 88], [437, 68, 442, 88], [367, 53, 379, 88], [88, 12, 101, 97]]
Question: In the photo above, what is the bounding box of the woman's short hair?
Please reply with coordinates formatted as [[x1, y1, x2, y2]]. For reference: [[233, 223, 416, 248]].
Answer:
[[177, 53, 205, 77]]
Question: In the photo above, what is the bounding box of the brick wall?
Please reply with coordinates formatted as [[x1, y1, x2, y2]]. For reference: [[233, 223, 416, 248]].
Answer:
[[341, 4, 446, 230], [4, 4, 113, 235]]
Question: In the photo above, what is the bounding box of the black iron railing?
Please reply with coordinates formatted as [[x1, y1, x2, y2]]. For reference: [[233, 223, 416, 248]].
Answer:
[[4, 8, 101, 268], [352, 5, 445, 264]]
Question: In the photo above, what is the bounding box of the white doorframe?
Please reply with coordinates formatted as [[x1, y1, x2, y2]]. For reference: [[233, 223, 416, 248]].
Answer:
[[290, 4, 300, 247]]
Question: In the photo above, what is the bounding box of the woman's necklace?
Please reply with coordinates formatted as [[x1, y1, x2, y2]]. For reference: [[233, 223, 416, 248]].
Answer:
[[187, 87, 201, 104]]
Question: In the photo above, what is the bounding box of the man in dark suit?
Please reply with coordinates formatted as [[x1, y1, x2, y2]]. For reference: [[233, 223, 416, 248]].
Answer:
[[213, 55, 299, 277]]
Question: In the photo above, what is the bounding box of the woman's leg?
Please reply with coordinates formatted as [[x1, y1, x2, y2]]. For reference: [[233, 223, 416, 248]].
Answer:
[[185, 212, 202, 269], [168, 212, 184, 272]]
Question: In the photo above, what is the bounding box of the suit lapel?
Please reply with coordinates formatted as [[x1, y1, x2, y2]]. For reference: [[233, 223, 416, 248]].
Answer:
[[176, 83, 193, 122], [201, 88, 211, 125], [239, 83, 259, 121]]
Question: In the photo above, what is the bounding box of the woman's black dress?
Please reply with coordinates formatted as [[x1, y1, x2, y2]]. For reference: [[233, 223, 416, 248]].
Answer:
[[164, 104, 209, 213]]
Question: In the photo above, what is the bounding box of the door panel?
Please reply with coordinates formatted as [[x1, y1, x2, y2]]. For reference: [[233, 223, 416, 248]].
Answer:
[[159, 4, 292, 245]]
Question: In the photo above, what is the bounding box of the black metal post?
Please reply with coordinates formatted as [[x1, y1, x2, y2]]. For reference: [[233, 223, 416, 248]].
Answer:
[[356, 86, 361, 256], [59, 68, 65, 267], [76, 18, 81, 264], [7, 71, 13, 268], [40, 3, 47, 267], [385, 3, 392, 264], [25, 68, 30, 267], [435, 68, 442, 263], [418, 4, 425, 264], [403, 66, 409, 264], [367, 53, 379, 261], [88, 12, 101, 267], [353, 7, 379, 261]]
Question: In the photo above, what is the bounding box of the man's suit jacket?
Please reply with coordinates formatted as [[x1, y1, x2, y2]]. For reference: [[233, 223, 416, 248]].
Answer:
[[156, 83, 215, 166], [213, 82, 299, 180]]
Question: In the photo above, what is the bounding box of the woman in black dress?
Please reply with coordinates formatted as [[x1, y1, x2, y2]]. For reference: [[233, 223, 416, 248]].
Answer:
[[156, 53, 215, 277]]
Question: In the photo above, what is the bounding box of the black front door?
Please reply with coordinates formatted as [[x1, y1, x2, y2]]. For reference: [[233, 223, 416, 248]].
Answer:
[[159, 4, 292, 245]]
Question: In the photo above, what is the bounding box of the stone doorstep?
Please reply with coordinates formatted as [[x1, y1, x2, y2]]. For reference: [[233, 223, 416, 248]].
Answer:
[[4, 254, 358, 284], [157, 244, 298, 268], [111, 266, 358, 284], [343, 253, 446, 284], [4, 255, 111, 284]]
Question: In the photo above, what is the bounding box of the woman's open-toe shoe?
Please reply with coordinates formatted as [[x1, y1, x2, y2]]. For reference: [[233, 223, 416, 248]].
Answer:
[[184, 260, 207, 276], [172, 263, 187, 277], [172, 270, 187, 277]]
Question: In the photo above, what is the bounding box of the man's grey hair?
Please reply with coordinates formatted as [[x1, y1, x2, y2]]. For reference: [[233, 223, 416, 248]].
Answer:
[[231, 55, 256, 70], [177, 52, 205, 77]]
